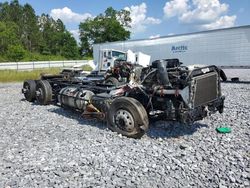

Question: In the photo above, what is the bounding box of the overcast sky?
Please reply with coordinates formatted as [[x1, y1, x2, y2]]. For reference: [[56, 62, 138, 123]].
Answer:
[[8, 0, 250, 41]]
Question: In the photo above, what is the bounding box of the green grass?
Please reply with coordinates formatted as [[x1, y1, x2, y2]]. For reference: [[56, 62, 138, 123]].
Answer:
[[0, 65, 93, 83], [0, 53, 93, 62], [0, 68, 61, 83], [81, 64, 93, 71], [22, 53, 67, 61], [81, 56, 93, 60]]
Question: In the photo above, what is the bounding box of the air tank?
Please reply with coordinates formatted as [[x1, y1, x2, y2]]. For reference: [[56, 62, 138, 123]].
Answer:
[[58, 87, 94, 110]]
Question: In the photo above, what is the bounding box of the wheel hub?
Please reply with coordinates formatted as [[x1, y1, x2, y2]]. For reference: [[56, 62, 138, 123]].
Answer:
[[22, 84, 30, 94], [36, 88, 43, 99], [115, 109, 135, 132]]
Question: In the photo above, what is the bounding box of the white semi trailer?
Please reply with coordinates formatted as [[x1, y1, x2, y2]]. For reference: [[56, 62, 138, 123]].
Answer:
[[93, 25, 250, 67]]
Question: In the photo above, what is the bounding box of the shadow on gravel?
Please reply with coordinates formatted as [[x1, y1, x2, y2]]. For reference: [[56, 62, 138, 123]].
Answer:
[[37, 103, 208, 138], [45, 104, 208, 139], [223, 80, 250, 84], [48, 107, 107, 130], [146, 121, 208, 139], [48, 107, 208, 139]]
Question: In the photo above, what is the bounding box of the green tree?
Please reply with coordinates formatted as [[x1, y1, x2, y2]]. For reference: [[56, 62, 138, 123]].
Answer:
[[0, 1, 21, 23], [0, 0, 80, 60], [60, 32, 79, 59], [38, 14, 79, 59], [38, 14, 56, 55], [7, 44, 26, 62], [0, 21, 20, 54], [0, 1, 41, 52], [79, 7, 131, 56], [22, 3, 41, 51], [0, 0, 23, 35]]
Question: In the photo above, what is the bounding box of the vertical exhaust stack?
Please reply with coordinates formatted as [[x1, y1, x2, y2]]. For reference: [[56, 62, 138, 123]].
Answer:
[[156, 60, 171, 87]]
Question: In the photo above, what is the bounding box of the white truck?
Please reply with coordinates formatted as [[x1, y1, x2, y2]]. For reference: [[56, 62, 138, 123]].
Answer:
[[94, 49, 151, 72]]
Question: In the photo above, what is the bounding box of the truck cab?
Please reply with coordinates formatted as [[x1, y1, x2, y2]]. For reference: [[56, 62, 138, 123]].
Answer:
[[99, 49, 127, 71]]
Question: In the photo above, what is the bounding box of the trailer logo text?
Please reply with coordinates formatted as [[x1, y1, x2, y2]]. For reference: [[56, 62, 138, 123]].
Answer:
[[171, 45, 188, 53]]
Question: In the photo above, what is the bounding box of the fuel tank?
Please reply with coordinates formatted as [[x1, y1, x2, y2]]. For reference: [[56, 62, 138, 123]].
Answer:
[[58, 87, 94, 110]]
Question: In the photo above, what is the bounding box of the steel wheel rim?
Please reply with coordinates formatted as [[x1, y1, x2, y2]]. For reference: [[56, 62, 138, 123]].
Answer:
[[36, 87, 44, 101], [115, 109, 135, 132], [24, 83, 30, 95]]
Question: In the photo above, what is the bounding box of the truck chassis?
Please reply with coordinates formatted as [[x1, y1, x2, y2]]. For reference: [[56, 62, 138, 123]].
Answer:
[[22, 59, 225, 138]]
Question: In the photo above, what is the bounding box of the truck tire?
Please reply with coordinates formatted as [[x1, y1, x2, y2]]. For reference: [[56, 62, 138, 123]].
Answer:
[[36, 80, 52, 105], [107, 97, 149, 138], [105, 77, 119, 86], [23, 80, 36, 102]]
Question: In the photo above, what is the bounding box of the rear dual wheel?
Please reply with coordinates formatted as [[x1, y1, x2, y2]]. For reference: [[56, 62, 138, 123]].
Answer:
[[35, 80, 52, 105], [107, 97, 149, 138], [23, 80, 36, 102]]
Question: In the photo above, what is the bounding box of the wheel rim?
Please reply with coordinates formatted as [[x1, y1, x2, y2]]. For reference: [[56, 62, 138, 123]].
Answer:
[[115, 109, 135, 132], [23, 83, 30, 96], [24, 83, 29, 91], [36, 87, 44, 102]]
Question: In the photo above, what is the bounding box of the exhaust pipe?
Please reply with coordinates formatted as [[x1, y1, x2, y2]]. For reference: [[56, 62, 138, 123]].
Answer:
[[156, 60, 171, 87]]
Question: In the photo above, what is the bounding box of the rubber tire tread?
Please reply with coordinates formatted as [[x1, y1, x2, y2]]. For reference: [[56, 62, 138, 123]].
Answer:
[[107, 97, 149, 138], [36, 80, 52, 105], [23, 80, 36, 102]]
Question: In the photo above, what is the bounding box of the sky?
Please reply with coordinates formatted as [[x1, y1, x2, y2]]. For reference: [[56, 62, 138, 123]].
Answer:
[[3, 0, 250, 41]]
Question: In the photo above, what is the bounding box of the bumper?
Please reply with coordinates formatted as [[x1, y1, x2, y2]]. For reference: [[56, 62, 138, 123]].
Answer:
[[180, 96, 225, 123]]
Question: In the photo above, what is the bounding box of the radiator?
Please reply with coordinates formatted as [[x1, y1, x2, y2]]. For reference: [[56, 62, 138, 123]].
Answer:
[[192, 72, 219, 107]]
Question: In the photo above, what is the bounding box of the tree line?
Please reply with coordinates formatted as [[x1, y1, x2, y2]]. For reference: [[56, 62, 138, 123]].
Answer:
[[0, 0, 131, 62]]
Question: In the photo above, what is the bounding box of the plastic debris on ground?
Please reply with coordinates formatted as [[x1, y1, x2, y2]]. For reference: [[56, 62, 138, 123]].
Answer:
[[216, 127, 232, 134]]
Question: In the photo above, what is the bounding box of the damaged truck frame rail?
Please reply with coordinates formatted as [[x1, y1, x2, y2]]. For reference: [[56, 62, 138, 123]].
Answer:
[[22, 59, 225, 138]]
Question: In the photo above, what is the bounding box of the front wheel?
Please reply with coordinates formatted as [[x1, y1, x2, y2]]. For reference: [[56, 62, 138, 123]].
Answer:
[[107, 97, 149, 138]]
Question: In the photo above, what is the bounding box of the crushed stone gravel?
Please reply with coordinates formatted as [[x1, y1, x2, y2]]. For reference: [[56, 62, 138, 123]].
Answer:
[[0, 70, 249, 187]]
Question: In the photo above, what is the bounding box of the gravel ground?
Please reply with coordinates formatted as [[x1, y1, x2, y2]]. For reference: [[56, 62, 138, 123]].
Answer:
[[223, 69, 250, 81], [0, 70, 250, 188]]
